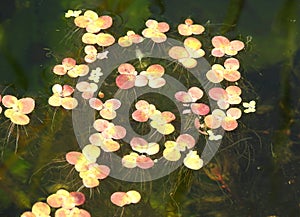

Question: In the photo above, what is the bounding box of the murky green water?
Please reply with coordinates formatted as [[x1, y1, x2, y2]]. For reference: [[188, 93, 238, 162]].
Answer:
[[0, 0, 300, 216]]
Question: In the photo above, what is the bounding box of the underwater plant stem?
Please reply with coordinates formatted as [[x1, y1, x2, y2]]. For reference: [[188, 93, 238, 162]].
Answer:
[[15, 125, 19, 153], [0, 155, 31, 208], [28, 110, 67, 197], [120, 207, 125, 217], [221, 0, 245, 34], [272, 0, 297, 165]]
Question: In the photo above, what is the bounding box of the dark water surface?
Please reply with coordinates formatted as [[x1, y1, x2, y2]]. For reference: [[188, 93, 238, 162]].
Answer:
[[0, 0, 300, 216]]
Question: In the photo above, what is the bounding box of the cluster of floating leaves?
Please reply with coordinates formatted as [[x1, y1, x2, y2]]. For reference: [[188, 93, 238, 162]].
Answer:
[[116, 63, 166, 89], [122, 152, 155, 169], [53, 57, 89, 78], [169, 37, 205, 68], [89, 118, 126, 152], [110, 190, 141, 207], [15, 8, 259, 216], [48, 84, 78, 110], [20, 189, 90, 217], [163, 134, 203, 170], [132, 100, 175, 135], [66, 151, 110, 188], [175, 87, 210, 115], [0, 95, 35, 125]]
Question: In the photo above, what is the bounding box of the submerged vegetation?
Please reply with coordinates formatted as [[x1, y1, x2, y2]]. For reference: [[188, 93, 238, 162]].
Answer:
[[0, 0, 300, 217]]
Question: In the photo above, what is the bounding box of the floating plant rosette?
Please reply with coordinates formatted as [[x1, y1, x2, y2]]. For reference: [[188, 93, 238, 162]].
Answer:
[[19, 9, 256, 216]]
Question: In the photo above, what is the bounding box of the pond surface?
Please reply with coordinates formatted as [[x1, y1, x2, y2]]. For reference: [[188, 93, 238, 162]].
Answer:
[[0, 0, 300, 217]]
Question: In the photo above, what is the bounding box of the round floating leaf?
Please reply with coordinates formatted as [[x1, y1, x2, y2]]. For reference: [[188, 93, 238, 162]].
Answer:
[[126, 190, 141, 204], [97, 33, 115, 46], [10, 112, 30, 125], [116, 74, 136, 89], [31, 202, 51, 216], [169, 46, 189, 59], [2, 95, 18, 108], [136, 155, 154, 169], [148, 77, 166, 88], [21, 212, 36, 217], [191, 103, 210, 115], [101, 139, 120, 152], [221, 116, 238, 131], [110, 192, 131, 207], [118, 63, 136, 74], [183, 151, 203, 170], [163, 147, 181, 161], [206, 64, 224, 83], [82, 144, 101, 163], [122, 153, 138, 168], [69, 192, 85, 206], [135, 75, 148, 87], [89, 98, 103, 110], [66, 151, 82, 165], [176, 134, 195, 149], [93, 119, 110, 132], [61, 97, 78, 110], [226, 107, 242, 120], [18, 97, 35, 114]]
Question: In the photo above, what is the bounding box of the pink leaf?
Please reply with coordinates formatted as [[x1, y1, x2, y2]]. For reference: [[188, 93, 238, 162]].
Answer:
[[176, 134, 196, 149], [161, 111, 176, 122], [118, 63, 136, 74], [188, 87, 203, 100], [110, 192, 130, 207], [93, 119, 110, 131], [130, 137, 148, 148], [116, 74, 136, 89], [132, 110, 149, 122], [135, 75, 148, 87], [100, 108, 117, 120], [208, 87, 227, 101], [175, 91, 192, 103], [18, 98, 35, 114], [111, 126, 126, 139], [221, 117, 238, 131], [69, 192, 85, 206], [89, 98, 103, 110], [136, 155, 154, 169], [62, 57, 76, 69], [66, 151, 82, 165], [211, 36, 230, 48], [148, 77, 166, 88], [105, 99, 121, 110], [191, 103, 210, 115], [2, 95, 17, 108]]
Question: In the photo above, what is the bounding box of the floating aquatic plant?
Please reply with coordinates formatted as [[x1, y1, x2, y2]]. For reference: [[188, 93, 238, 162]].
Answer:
[[177, 18, 205, 36], [48, 84, 78, 110], [74, 10, 113, 33], [9, 7, 258, 217], [110, 190, 141, 207], [66, 151, 110, 188], [116, 63, 166, 89], [206, 58, 241, 83], [118, 31, 144, 47], [20, 189, 91, 217], [122, 152, 154, 169], [169, 37, 205, 68], [52, 58, 89, 78], [243, 100, 256, 113], [2, 95, 35, 125], [211, 36, 245, 57], [142, 19, 169, 43], [65, 10, 82, 18]]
